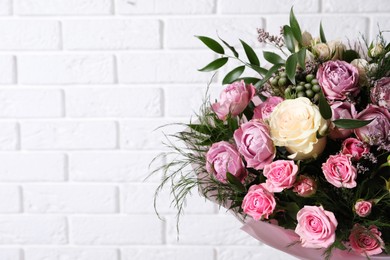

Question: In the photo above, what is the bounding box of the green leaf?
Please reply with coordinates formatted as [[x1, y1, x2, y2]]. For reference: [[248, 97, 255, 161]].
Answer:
[[289, 7, 302, 45], [318, 93, 332, 119], [297, 47, 306, 69], [286, 54, 298, 84], [188, 124, 211, 135], [240, 39, 260, 66], [198, 57, 228, 72], [343, 49, 360, 63], [319, 22, 327, 43], [195, 35, 224, 54], [222, 66, 245, 85], [333, 119, 374, 129], [263, 51, 285, 64], [218, 36, 239, 58], [226, 172, 246, 192], [239, 77, 261, 85], [283, 25, 296, 53], [256, 64, 282, 88]]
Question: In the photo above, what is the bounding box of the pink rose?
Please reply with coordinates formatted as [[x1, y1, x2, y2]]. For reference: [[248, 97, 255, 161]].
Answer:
[[234, 120, 275, 170], [349, 224, 384, 256], [293, 175, 317, 197], [317, 60, 359, 100], [212, 80, 256, 121], [295, 205, 338, 248], [329, 101, 357, 140], [354, 104, 390, 147], [206, 141, 247, 183], [341, 138, 369, 161], [371, 77, 390, 110], [263, 160, 298, 192], [322, 154, 357, 188], [354, 200, 372, 217], [242, 184, 276, 220], [253, 96, 283, 121]]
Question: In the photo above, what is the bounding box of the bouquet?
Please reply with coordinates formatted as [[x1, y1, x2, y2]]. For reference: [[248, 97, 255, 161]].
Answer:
[[152, 8, 390, 259]]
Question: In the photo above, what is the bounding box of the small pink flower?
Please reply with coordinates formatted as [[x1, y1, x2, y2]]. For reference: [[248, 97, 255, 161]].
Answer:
[[341, 138, 369, 161], [349, 224, 384, 256], [329, 101, 356, 140], [371, 77, 390, 110], [253, 96, 283, 121], [242, 184, 276, 220], [263, 160, 298, 192], [295, 205, 338, 248], [322, 154, 357, 188], [293, 175, 317, 197], [354, 200, 372, 217], [212, 80, 256, 121]]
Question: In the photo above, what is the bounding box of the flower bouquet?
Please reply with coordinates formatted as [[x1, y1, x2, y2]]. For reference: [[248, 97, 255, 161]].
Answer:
[[152, 9, 390, 259]]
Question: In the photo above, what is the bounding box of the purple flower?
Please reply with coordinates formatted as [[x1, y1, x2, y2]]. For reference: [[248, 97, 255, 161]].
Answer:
[[371, 77, 390, 110], [329, 101, 357, 140]]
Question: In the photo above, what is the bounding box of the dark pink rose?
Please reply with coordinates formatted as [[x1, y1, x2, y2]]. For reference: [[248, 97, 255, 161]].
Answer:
[[317, 60, 359, 100], [322, 154, 357, 188], [253, 96, 283, 121], [263, 160, 298, 192], [212, 80, 256, 121], [354, 200, 372, 217], [234, 120, 275, 170], [355, 104, 390, 147], [349, 224, 384, 256], [206, 141, 247, 183], [295, 206, 338, 248], [371, 77, 390, 110], [341, 138, 369, 160], [329, 101, 357, 139], [242, 184, 276, 220], [293, 175, 317, 197]]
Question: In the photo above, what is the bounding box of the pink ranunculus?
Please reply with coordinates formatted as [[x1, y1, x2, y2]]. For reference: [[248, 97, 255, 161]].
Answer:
[[212, 80, 256, 121], [234, 120, 275, 170], [354, 104, 390, 147], [263, 160, 298, 192], [317, 60, 359, 100], [293, 175, 317, 197], [295, 205, 338, 248], [329, 101, 357, 140], [322, 154, 357, 188], [349, 224, 384, 256], [253, 96, 284, 121], [354, 200, 372, 217], [341, 138, 369, 161], [205, 141, 247, 183], [371, 77, 390, 110], [242, 184, 276, 220]]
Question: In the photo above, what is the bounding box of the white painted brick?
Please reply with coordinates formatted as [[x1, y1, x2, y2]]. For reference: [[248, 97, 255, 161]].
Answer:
[[66, 88, 162, 117], [21, 121, 117, 150], [0, 56, 15, 84], [0, 216, 67, 244], [0, 153, 65, 181], [18, 55, 115, 84], [122, 247, 214, 260], [0, 89, 63, 118], [220, 0, 319, 14], [0, 20, 59, 50], [115, 0, 216, 14], [0, 122, 18, 150], [63, 19, 161, 50], [25, 248, 118, 260], [323, 0, 390, 12], [14, 0, 112, 15], [0, 0, 12, 15], [24, 185, 118, 213], [117, 52, 214, 83], [0, 185, 21, 212], [0, 249, 21, 260], [70, 216, 163, 245], [166, 17, 264, 49], [217, 246, 298, 260], [165, 86, 204, 117]]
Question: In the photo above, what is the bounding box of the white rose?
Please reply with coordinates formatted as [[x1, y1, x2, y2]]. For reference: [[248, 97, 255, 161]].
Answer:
[[268, 97, 328, 160], [312, 43, 331, 60], [351, 58, 369, 85], [327, 40, 346, 60], [369, 43, 384, 58]]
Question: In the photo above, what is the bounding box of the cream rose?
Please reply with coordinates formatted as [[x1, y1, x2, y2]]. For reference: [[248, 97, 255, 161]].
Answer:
[[268, 97, 328, 160]]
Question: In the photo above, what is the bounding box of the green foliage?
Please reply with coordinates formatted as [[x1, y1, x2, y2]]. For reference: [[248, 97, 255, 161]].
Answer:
[[222, 66, 245, 85], [289, 7, 302, 46], [195, 35, 225, 54], [240, 39, 260, 66], [286, 54, 298, 84], [320, 21, 327, 43], [333, 118, 374, 129], [198, 57, 228, 72], [263, 51, 285, 65], [318, 93, 332, 119], [283, 25, 296, 53]]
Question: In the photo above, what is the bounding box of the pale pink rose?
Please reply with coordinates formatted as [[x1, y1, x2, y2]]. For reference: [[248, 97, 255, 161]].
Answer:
[[293, 175, 317, 197], [317, 60, 359, 100], [206, 141, 247, 183], [349, 224, 384, 256], [371, 77, 390, 110], [322, 154, 357, 188], [263, 160, 298, 192], [234, 120, 275, 170], [354, 104, 390, 147], [242, 184, 276, 220], [341, 138, 369, 161], [354, 200, 372, 217], [295, 205, 338, 248], [329, 101, 357, 140], [212, 80, 256, 121], [253, 96, 283, 121]]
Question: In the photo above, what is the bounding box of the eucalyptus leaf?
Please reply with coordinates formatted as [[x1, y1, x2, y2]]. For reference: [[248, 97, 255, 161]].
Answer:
[[195, 35, 224, 54], [318, 93, 332, 119], [198, 57, 228, 72], [240, 39, 260, 66], [333, 118, 374, 129], [222, 66, 245, 85], [319, 22, 327, 43], [286, 54, 298, 84], [289, 7, 302, 45], [218, 36, 239, 58], [283, 25, 296, 53], [263, 51, 285, 64]]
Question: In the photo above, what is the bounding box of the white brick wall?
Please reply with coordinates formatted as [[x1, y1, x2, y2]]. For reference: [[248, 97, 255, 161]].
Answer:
[[0, 0, 386, 259]]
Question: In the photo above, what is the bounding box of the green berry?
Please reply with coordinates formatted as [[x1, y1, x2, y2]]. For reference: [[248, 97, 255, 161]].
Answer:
[[306, 89, 314, 98], [306, 74, 315, 82], [278, 77, 287, 87], [296, 85, 304, 92], [271, 78, 278, 86], [299, 81, 305, 86], [311, 79, 318, 85], [280, 72, 287, 78], [314, 93, 320, 102], [297, 91, 306, 98], [304, 83, 312, 90], [284, 87, 292, 95], [312, 84, 321, 93]]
